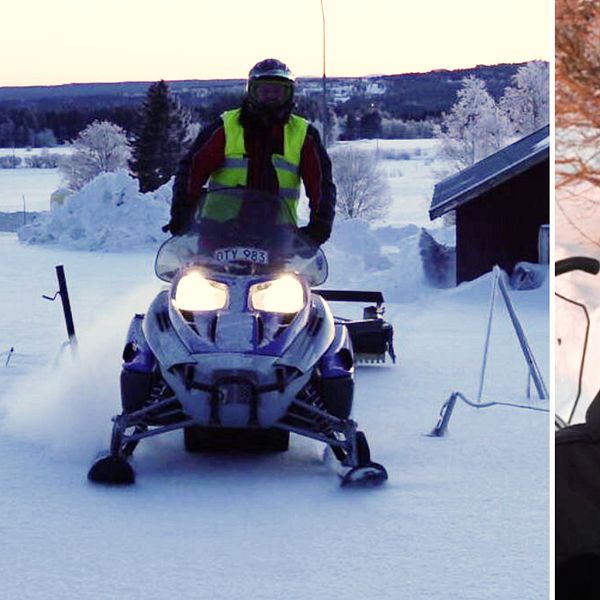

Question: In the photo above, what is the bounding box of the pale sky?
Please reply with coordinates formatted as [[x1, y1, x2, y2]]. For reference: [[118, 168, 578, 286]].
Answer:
[[2, 0, 550, 87]]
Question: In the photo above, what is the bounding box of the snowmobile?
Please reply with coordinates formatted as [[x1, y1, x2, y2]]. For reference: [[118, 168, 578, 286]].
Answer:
[[88, 188, 395, 488], [555, 256, 600, 597]]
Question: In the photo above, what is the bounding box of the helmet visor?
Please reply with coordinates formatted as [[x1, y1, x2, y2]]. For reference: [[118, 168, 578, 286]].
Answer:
[[249, 79, 293, 107]]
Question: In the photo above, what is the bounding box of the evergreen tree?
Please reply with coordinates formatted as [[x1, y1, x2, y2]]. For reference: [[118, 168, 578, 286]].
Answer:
[[342, 112, 360, 140], [129, 80, 190, 192], [360, 108, 382, 139]]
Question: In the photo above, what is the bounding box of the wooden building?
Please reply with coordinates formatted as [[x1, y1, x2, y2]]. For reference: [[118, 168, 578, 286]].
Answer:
[[430, 126, 549, 284]]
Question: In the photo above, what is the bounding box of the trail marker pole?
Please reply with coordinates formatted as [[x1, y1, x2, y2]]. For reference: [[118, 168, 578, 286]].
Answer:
[[43, 265, 78, 352]]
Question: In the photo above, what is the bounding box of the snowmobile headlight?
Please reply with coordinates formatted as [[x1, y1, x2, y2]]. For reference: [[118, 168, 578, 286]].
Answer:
[[172, 270, 228, 311], [249, 275, 305, 314]]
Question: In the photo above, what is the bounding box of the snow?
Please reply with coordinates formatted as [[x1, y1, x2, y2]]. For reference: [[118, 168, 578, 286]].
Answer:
[[0, 168, 63, 212], [0, 147, 72, 212], [0, 139, 548, 599], [342, 139, 446, 229], [18, 170, 171, 251]]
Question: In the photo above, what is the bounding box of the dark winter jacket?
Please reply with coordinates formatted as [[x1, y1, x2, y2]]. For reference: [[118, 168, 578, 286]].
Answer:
[[170, 100, 336, 242]]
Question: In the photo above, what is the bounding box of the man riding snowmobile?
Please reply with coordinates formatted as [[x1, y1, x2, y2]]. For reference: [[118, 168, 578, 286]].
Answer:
[[86, 60, 393, 488], [165, 58, 335, 246]]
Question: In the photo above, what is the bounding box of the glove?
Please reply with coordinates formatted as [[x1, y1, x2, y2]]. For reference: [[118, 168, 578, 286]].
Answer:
[[298, 218, 332, 246], [162, 206, 191, 236]]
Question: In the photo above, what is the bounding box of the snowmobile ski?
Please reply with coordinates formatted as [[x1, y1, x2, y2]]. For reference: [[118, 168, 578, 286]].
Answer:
[[88, 454, 135, 485], [340, 462, 389, 487]]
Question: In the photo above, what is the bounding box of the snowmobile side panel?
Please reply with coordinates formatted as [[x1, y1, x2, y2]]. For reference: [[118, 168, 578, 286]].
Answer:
[[319, 322, 354, 379], [275, 294, 335, 373], [143, 291, 196, 369], [122, 313, 155, 374], [320, 376, 354, 419], [121, 369, 153, 413]]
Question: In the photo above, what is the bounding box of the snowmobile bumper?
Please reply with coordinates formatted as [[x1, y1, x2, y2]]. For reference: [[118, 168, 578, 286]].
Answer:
[[315, 290, 396, 364]]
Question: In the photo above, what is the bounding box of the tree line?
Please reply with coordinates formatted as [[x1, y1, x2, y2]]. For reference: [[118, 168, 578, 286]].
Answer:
[[0, 63, 528, 149], [55, 61, 548, 227]]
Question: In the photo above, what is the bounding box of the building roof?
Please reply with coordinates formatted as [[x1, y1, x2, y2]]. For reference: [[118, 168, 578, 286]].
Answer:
[[429, 125, 549, 220]]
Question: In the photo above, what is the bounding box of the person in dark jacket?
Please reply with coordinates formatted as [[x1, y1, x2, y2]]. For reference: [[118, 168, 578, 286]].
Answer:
[[165, 58, 336, 245]]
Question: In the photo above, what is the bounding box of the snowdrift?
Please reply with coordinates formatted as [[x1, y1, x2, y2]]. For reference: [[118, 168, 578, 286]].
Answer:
[[16, 170, 457, 303], [18, 170, 172, 251]]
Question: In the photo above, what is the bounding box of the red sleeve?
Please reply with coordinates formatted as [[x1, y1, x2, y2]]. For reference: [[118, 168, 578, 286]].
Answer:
[[299, 134, 322, 212], [187, 127, 226, 198]]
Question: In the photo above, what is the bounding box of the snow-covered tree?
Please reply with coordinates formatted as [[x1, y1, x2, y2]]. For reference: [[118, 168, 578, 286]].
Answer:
[[330, 146, 390, 221], [499, 61, 549, 138], [129, 80, 190, 193], [59, 121, 131, 191], [438, 76, 506, 172]]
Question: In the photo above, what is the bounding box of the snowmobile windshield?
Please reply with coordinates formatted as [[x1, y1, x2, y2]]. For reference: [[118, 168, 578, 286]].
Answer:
[[155, 188, 328, 286]]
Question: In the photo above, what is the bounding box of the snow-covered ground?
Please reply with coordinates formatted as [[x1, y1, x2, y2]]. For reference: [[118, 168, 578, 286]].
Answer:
[[0, 168, 63, 212], [0, 139, 549, 599], [0, 147, 71, 212]]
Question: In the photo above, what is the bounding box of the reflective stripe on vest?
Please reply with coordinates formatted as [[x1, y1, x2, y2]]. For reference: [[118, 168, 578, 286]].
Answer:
[[204, 108, 308, 223]]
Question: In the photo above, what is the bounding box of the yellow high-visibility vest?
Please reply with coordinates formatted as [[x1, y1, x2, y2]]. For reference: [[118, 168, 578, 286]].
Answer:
[[203, 108, 309, 223]]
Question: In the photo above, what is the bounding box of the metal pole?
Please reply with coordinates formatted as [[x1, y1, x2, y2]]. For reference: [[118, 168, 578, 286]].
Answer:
[[430, 393, 458, 437], [5, 347, 14, 367], [477, 268, 499, 402], [320, 0, 328, 147], [55, 265, 78, 350], [496, 268, 548, 399]]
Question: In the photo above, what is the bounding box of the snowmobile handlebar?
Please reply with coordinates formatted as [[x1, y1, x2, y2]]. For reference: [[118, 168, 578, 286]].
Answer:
[[556, 257, 600, 277]]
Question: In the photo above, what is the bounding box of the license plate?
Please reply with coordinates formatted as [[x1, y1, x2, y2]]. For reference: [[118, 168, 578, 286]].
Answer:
[[213, 247, 270, 264]]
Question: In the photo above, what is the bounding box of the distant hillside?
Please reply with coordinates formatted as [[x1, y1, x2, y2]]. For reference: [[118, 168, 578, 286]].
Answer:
[[380, 63, 526, 119], [0, 62, 534, 146], [0, 79, 246, 106], [0, 63, 524, 108]]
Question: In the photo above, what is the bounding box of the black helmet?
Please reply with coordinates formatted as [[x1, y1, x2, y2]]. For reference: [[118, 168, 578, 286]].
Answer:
[[247, 58, 295, 113], [248, 58, 295, 85]]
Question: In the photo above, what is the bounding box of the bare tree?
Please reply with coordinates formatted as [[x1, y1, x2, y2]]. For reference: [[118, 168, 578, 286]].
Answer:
[[556, 0, 600, 189], [330, 145, 390, 221], [59, 121, 131, 191], [555, 0, 600, 246]]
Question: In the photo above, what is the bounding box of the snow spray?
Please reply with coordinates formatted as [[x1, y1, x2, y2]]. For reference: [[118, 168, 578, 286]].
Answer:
[[2, 282, 159, 461]]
